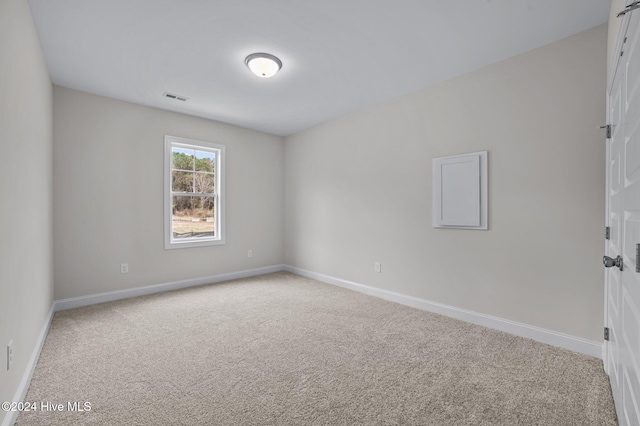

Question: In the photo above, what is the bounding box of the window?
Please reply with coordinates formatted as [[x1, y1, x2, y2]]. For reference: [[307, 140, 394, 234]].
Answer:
[[164, 136, 225, 249]]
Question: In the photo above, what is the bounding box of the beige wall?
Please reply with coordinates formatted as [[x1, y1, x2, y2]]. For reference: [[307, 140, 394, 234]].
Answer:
[[0, 0, 53, 416], [284, 25, 607, 342], [53, 87, 284, 300]]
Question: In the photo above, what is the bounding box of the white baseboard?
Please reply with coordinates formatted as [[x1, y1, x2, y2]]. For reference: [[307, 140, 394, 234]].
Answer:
[[54, 264, 286, 312], [284, 265, 603, 358], [2, 305, 55, 426]]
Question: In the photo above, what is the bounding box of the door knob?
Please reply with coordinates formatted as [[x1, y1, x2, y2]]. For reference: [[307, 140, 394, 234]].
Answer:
[[603, 255, 623, 271]]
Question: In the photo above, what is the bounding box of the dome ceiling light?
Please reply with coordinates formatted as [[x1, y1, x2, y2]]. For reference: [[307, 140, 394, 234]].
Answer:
[[245, 53, 282, 78]]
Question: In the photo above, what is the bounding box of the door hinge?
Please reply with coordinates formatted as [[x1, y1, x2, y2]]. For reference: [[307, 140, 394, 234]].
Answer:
[[605, 226, 611, 240], [618, 1, 640, 17], [600, 124, 612, 139], [604, 327, 610, 341]]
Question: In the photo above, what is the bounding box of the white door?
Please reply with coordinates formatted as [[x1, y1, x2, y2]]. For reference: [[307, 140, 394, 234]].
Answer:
[[605, 5, 640, 426]]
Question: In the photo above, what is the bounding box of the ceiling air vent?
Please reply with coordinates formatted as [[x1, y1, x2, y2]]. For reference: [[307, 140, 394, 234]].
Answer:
[[163, 92, 189, 102]]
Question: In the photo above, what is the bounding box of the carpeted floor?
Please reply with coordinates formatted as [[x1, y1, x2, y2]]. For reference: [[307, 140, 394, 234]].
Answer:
[[17, 272, 617, 425]]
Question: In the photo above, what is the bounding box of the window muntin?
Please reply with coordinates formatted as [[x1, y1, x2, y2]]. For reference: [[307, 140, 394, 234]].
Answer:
[[164, 136, 225, 249]]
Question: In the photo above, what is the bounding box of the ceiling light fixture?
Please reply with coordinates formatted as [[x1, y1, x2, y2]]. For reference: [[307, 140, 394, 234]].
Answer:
[[245, 53, 282, 78]]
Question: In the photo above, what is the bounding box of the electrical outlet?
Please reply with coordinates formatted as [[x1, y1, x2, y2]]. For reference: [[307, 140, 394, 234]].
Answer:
[[120, 263, 129, 274], [247, 250, 253, 258], [7, 340, 13, 370], [374, 262, 382, 273]]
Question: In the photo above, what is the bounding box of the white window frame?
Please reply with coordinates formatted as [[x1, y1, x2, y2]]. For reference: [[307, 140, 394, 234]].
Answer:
[[164, 135, 225, 249]]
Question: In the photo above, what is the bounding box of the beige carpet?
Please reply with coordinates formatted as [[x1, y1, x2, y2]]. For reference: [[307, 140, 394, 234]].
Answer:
[[17, 272, 617, 425]]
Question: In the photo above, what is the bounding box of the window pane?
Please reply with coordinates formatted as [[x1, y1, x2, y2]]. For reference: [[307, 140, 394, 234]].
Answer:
[[195, 150, 215, 172], [172, 171, 193, 192], [172, 196, 215, 239], [172, 147, 194, 171], [194, 172, 214, 193]]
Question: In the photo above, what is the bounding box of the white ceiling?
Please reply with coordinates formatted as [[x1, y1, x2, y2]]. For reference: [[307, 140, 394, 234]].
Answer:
[[27, 0, 609, 136]]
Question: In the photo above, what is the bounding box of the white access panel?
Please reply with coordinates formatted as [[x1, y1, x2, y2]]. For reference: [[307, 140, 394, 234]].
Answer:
[[432, 151, 488, 229]]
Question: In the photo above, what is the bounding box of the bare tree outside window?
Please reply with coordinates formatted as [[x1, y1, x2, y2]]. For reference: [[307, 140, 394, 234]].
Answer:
[[171, 148, 216, 239]]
